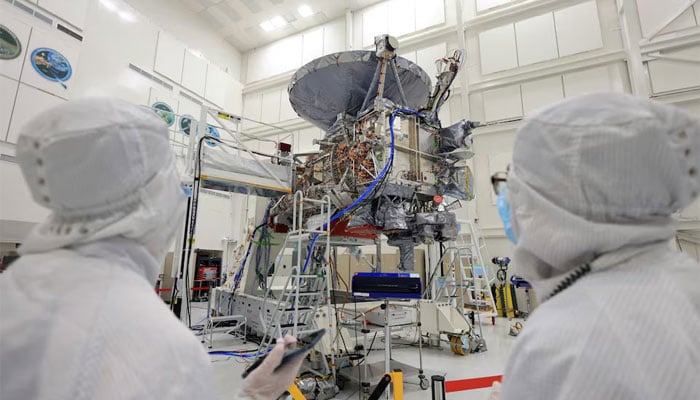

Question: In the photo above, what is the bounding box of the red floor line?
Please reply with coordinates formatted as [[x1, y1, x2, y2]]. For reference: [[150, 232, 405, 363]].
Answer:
[[445, 375, 502, 392]]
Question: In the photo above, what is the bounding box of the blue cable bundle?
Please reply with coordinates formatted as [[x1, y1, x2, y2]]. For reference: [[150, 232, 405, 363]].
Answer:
[[301, 107, 420, 272], [208, 349, 271, 358]]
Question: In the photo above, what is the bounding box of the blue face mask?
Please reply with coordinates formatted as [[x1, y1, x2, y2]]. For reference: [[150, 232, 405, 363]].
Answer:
[[496, 187, 517, 244]]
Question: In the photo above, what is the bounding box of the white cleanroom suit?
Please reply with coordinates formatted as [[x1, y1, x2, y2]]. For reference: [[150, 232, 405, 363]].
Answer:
[[0, 98, 304, 400], [500, 93, 700, 400]]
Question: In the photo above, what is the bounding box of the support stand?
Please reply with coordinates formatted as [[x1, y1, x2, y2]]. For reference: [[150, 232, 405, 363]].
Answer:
[[431, 375, 446, 400]]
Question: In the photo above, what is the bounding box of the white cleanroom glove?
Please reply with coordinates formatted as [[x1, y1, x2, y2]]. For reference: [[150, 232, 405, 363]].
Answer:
[[485, 381, 501, 400], [240, 336, 307, 400]]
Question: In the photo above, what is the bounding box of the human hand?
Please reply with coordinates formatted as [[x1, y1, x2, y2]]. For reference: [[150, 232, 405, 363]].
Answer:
[[484, 381, 501, 400], [240, 336, 306, 400]]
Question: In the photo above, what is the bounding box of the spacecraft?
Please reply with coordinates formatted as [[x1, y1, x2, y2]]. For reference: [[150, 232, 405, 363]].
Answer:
[[183, 34, 482, 398], [269, 34, 478, 272]]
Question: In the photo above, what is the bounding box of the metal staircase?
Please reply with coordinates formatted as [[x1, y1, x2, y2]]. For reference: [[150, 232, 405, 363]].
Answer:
[[257, 192, 335, 374], [427, 221, 497, 324], [459, 222, 497, 322]]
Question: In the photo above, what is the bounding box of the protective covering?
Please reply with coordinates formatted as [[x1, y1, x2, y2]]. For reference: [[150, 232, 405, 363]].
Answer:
[[288, 51, 431, 130], [437, 163, 472, 201], [396, 241, 416, 271], [377, 204, 408, 230], [200, 146, 292, 196], [500, 93, 700, 400], [437, 120, 476, 153]]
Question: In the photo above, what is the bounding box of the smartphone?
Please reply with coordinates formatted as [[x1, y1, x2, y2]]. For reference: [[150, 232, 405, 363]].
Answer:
[[241, 329, 326, 378]]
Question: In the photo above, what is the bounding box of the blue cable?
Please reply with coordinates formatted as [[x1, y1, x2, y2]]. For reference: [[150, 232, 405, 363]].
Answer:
[[301, 107, 420, 273], [233, 201, 273, 289], [190, 203, 274, 329], [208, 349, 270, 358]]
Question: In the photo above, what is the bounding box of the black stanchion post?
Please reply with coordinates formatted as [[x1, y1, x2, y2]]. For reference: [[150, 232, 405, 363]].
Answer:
[[431, 375, 446, 400]]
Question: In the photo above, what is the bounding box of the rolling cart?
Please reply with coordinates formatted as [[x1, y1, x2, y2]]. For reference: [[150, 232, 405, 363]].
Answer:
[[341, 273, 428, 399]]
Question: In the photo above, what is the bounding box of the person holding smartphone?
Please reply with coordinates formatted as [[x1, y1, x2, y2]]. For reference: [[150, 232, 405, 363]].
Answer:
[[0, 98, 307, 400]]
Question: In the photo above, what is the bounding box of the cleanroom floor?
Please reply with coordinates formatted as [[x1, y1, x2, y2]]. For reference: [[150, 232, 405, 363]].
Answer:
[[191, 302, 521, 400]]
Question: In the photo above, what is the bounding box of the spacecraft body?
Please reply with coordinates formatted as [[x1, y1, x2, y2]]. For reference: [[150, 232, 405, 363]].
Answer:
[[271, 35, 477, 270]]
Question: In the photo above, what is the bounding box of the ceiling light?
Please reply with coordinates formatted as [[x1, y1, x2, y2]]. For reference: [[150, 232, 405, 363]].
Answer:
[[118, 10, 136, 22], [260, 20, 275, 32], [298, 4, 313, 18], [99, 0, 118, 13], [270, 16, 287, 29], [100, 0, 136, 23]]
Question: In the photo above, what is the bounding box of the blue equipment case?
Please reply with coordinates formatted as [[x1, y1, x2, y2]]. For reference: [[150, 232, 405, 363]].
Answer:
[[351, 272, 422, 299]]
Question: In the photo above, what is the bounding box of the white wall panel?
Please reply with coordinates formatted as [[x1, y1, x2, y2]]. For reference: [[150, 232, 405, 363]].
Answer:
[[658, 8, 697, 35], [302, 28, 324, 65], [476, 0, 511, 13], [181, 50, 207, 96], [6, 83, 65, 144], [38, 0, 90, 29], [64, 0, 159, 103], [323, 19, 346, 54], [279, 92, 298, 121], [194, 192, 232, 251], [554, 1, 603, 58], [1, 0, 244, 247], [521, 76, 564, 115], [0, 161, 50, 224], [636, 0, 695, 38], [154, 31, 185, 83], [648, 46, 700, 94], [204, 64, 228, 107], [388, 0, 416, 37], [562, 65, 624, 97], [148, 86, 178, 110], [515, 13, 558, 66], [439, 101, 452, 125], [415, 0, 446, 31], [482, 85, 522, 122], [362, 2, 388, 47], [471, 126, 516, 232], [124, 0, 242, 80], [416, 42, 447, 80], [468, 92, 485, 122], [242, 92, 262, 129], [260, 89, 282, 123], [0, 77, 19, 141], [479, 24, 518, 74], [399, 51, 417, 64], [245, 51, 266, 83], [246, 19, 344, 82], [0, 16, 31, 80], [19, 27, 79, 99], [276, 36, 303, 75], [671, 99, 700, 116], [296, 128, 321, 153], [228, 80, 243, 115], [447, 93, 463, 125], [258, 138, 278, 154], [246, 35, 302, 82]]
